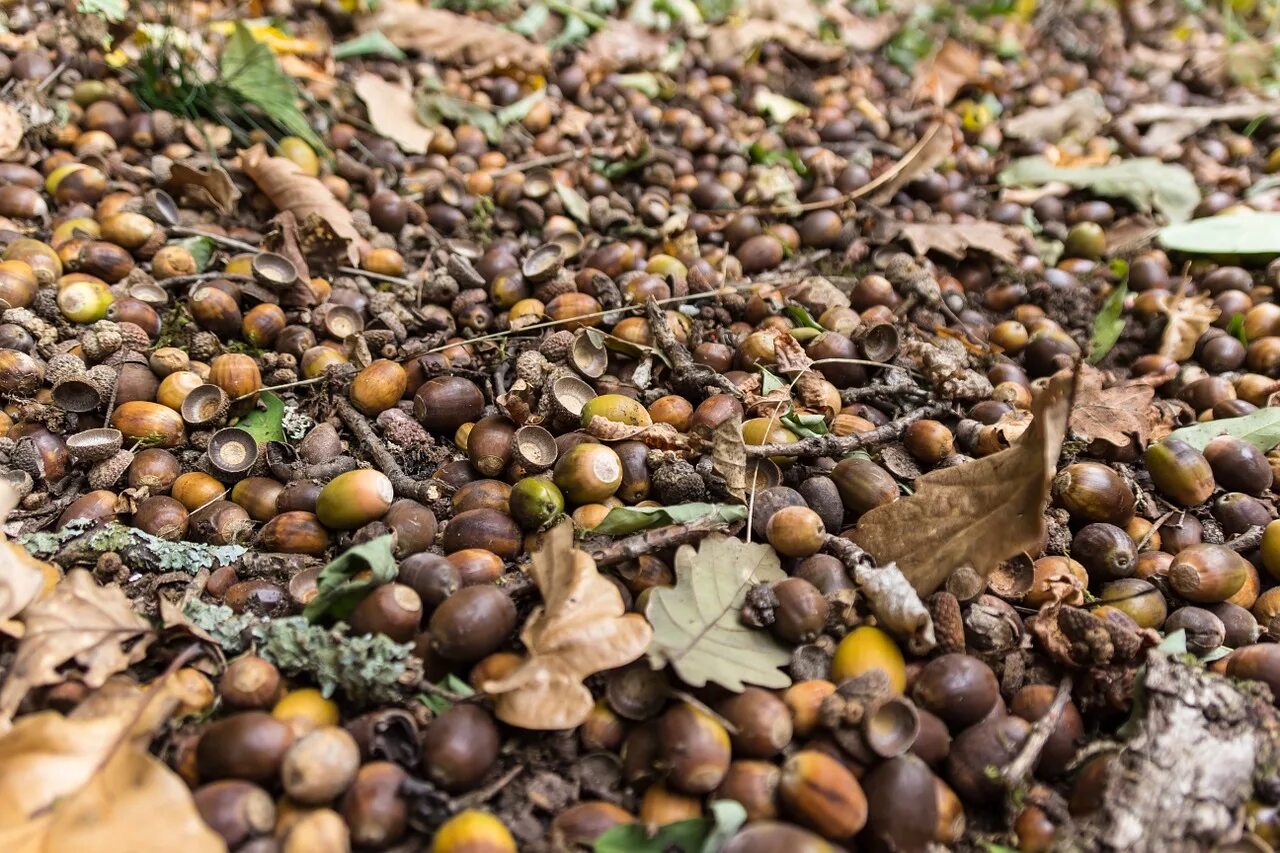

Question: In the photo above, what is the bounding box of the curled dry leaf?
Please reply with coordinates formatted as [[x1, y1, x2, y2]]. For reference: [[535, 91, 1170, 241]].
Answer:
[[239, 143, 367, 265], [584, 416, 689, 451], [0, 569, 153, 726], [893, 221, 1026, 265], [1119, 100, 1280, 153], [0, 484, 47, 637], [913, 40, 982, 106], [0, 102, 24, 161], [773, 332, 813, 374], [365, 1, 548, 73], [711, 415, 747, 503], [646, 534, 792, 691], [853, 562, 937, 653], [577, 22, 670, 78], [0, 676, 222, 852], [1070, 364, 1155, 448], [1158, 292, 1219, 362], [162, 161, 240, 214], [852, 370, 1075, 596], [482, 521, 651, 730], [353, 73, 432, 155]]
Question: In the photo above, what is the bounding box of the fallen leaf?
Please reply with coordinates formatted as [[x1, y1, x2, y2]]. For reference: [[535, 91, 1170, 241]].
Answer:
[[162, 161, 240, 214], [0, 677, 223, 851], [0, 570, 153, 725], [646, 534, 792, 691], [705, 19, 845, 64], [1119, 100, 1280, 153], [364, 1, 548, 72], [894, 221, 1026, 264], [481, 521, 651, 729], [584, 416, 689, 451], [1088, 281, 1128, 364], [333, 30, 406, 61], [0, 103, 24, 161], [1003, 89, 1110, 143], [914, 40, 982, 106], [220, 22, 324, 152], [240, 143, 367, 264], [303, 535, 396, 622], [1070, 365, 1154, 448], [711, 416, 747, 502], [1164, 407, 1280, 453], [1158, 291, 1219, 362], [852, 370, 1075, 595], [852, 561, 936, 653], [868, 123, 953, 205], [773, 332, 813, 374], [998, 157, 1200, 223], [235, 390, 286, 444], [1158, 212, 1280, 259], [353, 73, 432, 155], [593, 503, 747, 536], [754, 90, 809, 124], [823, 6, 899, 51], [595, 799, 746, 853], [0, 484, 46, 637], [577, 21, 670, 77], [260, 212, 319, 305]]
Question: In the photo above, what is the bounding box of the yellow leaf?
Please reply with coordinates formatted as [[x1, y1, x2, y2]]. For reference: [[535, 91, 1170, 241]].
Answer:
[[211, 20, 323, 55]]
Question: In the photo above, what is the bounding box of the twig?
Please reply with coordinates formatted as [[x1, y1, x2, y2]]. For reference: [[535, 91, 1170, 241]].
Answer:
[[169, 226, 260, 253], [746, 402, 953, 458], [36, 62, 67, 93], [456, 765, 524, 809], [1003, 675, 1074, 788], [338, 265, 413, 285], [644, 297, 743, 399], [491, 147, 602, 176], [335, 398, 436, 504], [156, 272, 258, 289], [1226, 525, 1265, 553], [588, 516, 741, 567]]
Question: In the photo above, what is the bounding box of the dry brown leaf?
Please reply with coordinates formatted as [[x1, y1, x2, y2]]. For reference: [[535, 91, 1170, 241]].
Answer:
[[868, 123, 953, 205], [0, 570, 152, 726], [584, 417, 688, 451], [353, 73, 432, 155], [706, 20, 845, 64], [163, 161, 240, 214], [0, 484, 44, 637], [991, 408, 1035, 445], [0, 103, 24, 161], [1003, 89, 1110, 143], [914, 40, 982, 106], [577, 22, 670, 77], [365, 1, 548, 72], [1120, 100, 1280, 153], [894, 221, 1025, 264], [0, 678, 222, 852], [852, 370, 1075, 595], [240, 143, 367, 265], [482, 521, 651, 729], [1070, 365, 1155, 448], [774, 332, 813, 374], [711, 415, 747, 503], [1158, 292, 1219, 362]]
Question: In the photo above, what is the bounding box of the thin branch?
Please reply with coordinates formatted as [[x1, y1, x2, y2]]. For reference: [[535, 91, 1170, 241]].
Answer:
[[745, 402, 953, 458], [1003, 675, 1074, 788], [644, 296, 743, 399], [334, 398, 436, 504], [588, 516, 742, 567]]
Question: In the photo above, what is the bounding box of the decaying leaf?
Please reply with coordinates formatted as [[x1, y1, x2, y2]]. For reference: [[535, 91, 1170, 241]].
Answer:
[[999, 157, 1201, 224], [894, 221, 1026, 264], [303, 534, 396, 622], [0, 570, 153, 726], [0, 102, 25, 161], [705, 19, 845, 64], [0, 484, 44, 636], [1158, 292, 1219, 362], [481, 521, 651, 730], [1070, 365, 1154, 448], [869, 123, 954, 205], [593, 503, 747, 536], [853, 562, 936, 653], [914, 40, 982, 106], [577, 22, 670, 77], [584, 416, 689, 451], [773, 332, 813, 374], [365, 1, 549, 72], [712, 415, 747, 502], [240, 143, 368, 264], [852, 370, 1075, 595], [646, 534, 792, 691], [0, 676, 222, 852], [1004, 89, 1110, 143], [1119, 100, 1280, 153], [353, 73, 432, 155], [162, 161, 240, 214]]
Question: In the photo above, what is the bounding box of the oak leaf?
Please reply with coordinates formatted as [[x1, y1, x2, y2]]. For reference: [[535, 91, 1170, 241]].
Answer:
[[894, 221, 1026, 264], [482, 521, 651, 730], [162, 161, 240, 213], [852, 370, 1075, 595], [239, 143, 368, 264], [0, 570, 153, 725], [353, 73, 432, 155], [914, 40, 982, 106], [1070, 365, 1154, 448], [646, 534, 792, 691], [711, 415, 747, 502], [0, 483, 45, 637], [1158, 292, 1219, 361], [0, 677, 222, 852], [365, 2, 548, 72]]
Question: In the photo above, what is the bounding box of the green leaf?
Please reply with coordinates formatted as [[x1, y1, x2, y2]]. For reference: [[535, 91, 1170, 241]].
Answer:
[[546, 13, 591, 49], [615, 72, 662, 99], [78, 0, 127, 22], [783, 304, 824, 330], [1157, 212, 1280, 258], [780, 410, 828, 438], [593, 502, 748, 536], [594, 817, 710, 853], [170, 236, 215, 273], [303, 535, 397, 622], [234, 391, 286, 445], [220, 22, 324, 152], [702, 800, 748, 853], [1088, 282, 1127, 364], [646, 534, 792, 691], [555, 182, 591, 224], [758, 367, 787, 395], [1202, 645, 1234, 662], [495, 89, 546, 126], [508, 2, 550, 35], [333, 30, 407, 60], [1228, 313, 1248, 344], [1156, 628, 1187, 655], [418, 673, 476, 714], [754, 90, 809, 124], [998, 157, 1200, 223], [1163, 407, 1280, 453]]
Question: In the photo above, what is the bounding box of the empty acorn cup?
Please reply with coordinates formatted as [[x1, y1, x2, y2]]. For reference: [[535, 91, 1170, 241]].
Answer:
[[207, 427, 259, 479], [513, 424, 559, 472], [182, 383, 230, 428], [66, 427, 124, 462]]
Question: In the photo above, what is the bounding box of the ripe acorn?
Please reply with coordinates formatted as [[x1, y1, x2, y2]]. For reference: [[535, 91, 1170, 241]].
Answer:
[[384, 499, 439, 556], [219, 655, 282, 710], [421, 704, 501, 792], [779, 750, 868, 840], [1145, 439, 1215, 507], [341, 762, 409, 848], [766, 506, 826, 558], [398, 553, 462, 608], [1204, 434, 1273, 495], [554, 443, 624, 504], [831, 625, 907, 693], [550, 802, 636, 849], [432, 810, 517, 853], [1010, 685, 1084, 778], [720, 822, 839, 853], [946, 714, 1032, 804], [658, 703, 732, 794], [509, 476, 565, 530], [349, 583, 423, 643], [1226, 645, 1280, 702], [770, 577, 830, 644], [195, 712, 294, 784], [241, 303, 287, 349], [831, 457, 899, 514], [316, 469, 394, 530], [1164, 607, 1228, 657], [429, 585, 517, 662], [351, 359, 408, 417], [1071, 523, 1136, 582], [193, 780, 275, 848], [280, 725, 362, 805], [208, 353, 262, 418], [468, 415, 517, 477], [716, 688, 793, 758], [912, 654, 1000, 730], [1052, 462, 1135, 524], [1098, 577, 1168, 628], [862, 754, 953, 850], [442, 508, 522, 561], [132, 495, 189, 540], [111, 400, 185, 448], [415, 376, 485, 433], [1168, 543, 1249, 603]]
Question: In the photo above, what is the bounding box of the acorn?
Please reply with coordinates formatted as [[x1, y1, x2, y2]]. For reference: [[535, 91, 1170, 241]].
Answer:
[[658, 703, 732, 794], [349, 583, 423, 643], [191, 286, 243, 338], [195, 712, 294, 784], [903, 419, 955, 466], [509, 476, 565, 531], [1168, 543, 1249, 603], [0, 260, 37, 308], [770, 577, 830, 644], [431, 810, 517, 853], [193, 780, 275, 848], [111, 400, 185, 448], [1011, 685, 1084, 778], [831, 457, 899, 514], [912, 654, 999, 730], [421, 704, 500, 792], [208, 353, 262, 418], [258, 511, 329, 556], [468, 415, 517, 477], [766, 506, 826, 558], [1145, 439, 1215, 507], [553, 443, 624, 504], [230, 477, 285, 522], [550, 802, 636, 849], [1204, 434, 1274, 495], [719, 822, 839, 853], [415, 376, 485, 433], [1071, 523, 1136, 582], [429, 585, 517, 662], [351, 359, 408, 417], [717, 688, 793, 759], [1098, 578, 1168, 628], [453, 480, 511, 515], [340, 762, 409, 848], [280, 725, 362, 805], [862, 754, 953, 850], [172, 471, 227, 511], [316, 469, 394, 530], [0, 350, 44, 395], [831, 625, 907, 693], [132, 494, 189, 540], [1226, 645, 1280, 702], [946, 714, 1031, 804], [449, 549, 505, 586], [219, 655, 282, 710], [779, 750, 867, 840], [384, 499, 439, 556], [1208, 601, 1261, 648], [241, 303, 287, 349], [1164, 607, 1228, 657], [1052, 462, 1135, 524], [442, 508, 522, 560], [280, 808, 350, 853]]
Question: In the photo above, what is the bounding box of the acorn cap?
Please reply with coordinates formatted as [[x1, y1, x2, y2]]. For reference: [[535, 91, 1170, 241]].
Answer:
[[858, 323, 900, 363], [522, 169, 553, 200], [513, 424, 558, 472], [988, 556, 1033, 600], [551, 375, 595, 423], [570, 329, 608, 379], [743, 459, 783, 498], [127, 281, 169, 307], [52, 377, 104, 413], [861, 696, 920, 759], [88, 450, 135, 490], [3, 469, 33, 499], [181, 384, 230, 428], [207, 427, 259, 478], [550, 229, 584, 261], [288, 565, 321, 608], [67, 427, 124, 462], [251, 252, 299, 290], [319, 304, 364, 340], [142, 188, 179, 226], [522, 242, 564, 284]]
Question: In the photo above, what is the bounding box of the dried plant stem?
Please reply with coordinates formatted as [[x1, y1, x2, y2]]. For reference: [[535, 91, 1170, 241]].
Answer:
[[588, 516, 740, 567], [644, 297, 743, 399], [1003, 675, 1073, 787], [746, 402, 952, 458], [335, 398, 436, 504]]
